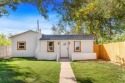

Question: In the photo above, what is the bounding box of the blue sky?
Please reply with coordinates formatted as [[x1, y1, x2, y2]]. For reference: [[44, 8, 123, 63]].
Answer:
[[0, 3, 59, 35]]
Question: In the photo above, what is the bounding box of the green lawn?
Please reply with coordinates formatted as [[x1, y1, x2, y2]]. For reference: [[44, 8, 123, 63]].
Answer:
[[0, 58, 60, 83], [71, 61, 125, 83]]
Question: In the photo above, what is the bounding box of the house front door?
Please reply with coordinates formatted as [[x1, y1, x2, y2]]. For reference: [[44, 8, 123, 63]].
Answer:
[[60, 41, 69, 58]]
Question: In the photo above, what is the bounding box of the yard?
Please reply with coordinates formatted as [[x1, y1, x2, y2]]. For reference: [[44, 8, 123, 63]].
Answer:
[[0, 58, 60, 83], [71, 61, 125, 83]]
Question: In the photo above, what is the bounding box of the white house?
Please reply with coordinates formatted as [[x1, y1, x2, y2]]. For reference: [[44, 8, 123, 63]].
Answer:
[[10, 30, 96, 61]]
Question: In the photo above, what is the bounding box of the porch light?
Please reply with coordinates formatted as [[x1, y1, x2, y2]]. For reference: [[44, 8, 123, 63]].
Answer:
[[69, 42, 70, 45], [58, 42, 60, 45]]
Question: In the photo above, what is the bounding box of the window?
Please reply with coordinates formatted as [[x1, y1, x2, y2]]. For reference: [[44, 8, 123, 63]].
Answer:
[[47, 41, 54, 52], [17, 41, 26, 50], [74, 41, 81, 52]]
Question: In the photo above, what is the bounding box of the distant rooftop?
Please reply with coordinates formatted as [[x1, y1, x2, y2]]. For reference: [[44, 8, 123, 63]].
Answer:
[[40, 34, 94, 40]]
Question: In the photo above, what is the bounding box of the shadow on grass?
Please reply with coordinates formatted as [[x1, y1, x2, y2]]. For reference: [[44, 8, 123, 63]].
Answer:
[[0, 57, 56, 62], [25, 67, 54, 83], [0, 62, 26, 83], [0, 57, 37, 62], [0, 60, 56, 83], [77, 77, 94, 83]]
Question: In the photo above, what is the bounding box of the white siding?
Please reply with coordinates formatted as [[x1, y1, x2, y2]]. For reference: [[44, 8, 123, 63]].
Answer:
[[12, 31, 96, 60], [36, 40, 60, 60], [37, 53, 57, 60], [82, 41, 93, 53], [40, 41, 60, 55], [68, 40, 74, 59], [37, 40, 96, 60], [12, 31, 39, 57], [68, 40, 94, 59], [72, 53, 96, 61]]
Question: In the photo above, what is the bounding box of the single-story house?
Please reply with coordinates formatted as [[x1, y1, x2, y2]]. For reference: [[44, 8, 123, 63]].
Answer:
[[10, 30, 96, 61]]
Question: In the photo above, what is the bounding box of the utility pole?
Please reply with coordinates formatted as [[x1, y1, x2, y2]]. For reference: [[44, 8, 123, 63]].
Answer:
[[37, 20, 39, 32], [37, 19, 41, 33]]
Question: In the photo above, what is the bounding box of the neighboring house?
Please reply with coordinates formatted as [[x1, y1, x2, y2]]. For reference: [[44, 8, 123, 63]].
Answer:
[[10, 30, 96, 61]]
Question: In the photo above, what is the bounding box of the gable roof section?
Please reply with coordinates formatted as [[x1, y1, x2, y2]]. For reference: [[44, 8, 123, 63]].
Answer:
[[10, 30, 38, 38], [40, 34, 94, 40]]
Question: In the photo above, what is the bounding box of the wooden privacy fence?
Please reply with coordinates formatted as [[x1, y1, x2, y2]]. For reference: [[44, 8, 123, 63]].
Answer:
[[94, 42, 125, 64], [0, 46, 12, 58]]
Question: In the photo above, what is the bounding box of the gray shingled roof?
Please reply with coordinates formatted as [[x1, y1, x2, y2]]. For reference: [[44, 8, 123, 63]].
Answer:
[[40, 34, 94, 40]]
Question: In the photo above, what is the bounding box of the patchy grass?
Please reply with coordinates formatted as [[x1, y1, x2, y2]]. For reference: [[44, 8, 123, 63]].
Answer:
[[71, 61, 125, 83], [0, 58, 60, 83]]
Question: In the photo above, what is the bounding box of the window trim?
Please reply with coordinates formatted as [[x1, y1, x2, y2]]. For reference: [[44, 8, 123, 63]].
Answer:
[[74, 41, 81, 52], [17, 41, 26, 50], [47, 41, 54, 52]]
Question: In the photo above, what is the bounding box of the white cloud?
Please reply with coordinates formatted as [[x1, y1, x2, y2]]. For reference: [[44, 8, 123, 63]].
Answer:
[[0, 14, 59, 35]]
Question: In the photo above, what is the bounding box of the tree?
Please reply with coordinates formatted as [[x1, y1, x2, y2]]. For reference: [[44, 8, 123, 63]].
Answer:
[[1, 0, 125, 43], [51, 23, 69, 35], [0, 0, 50, 18], [54, 0, 125, 43], [0, 33, 11, 46], [51, 25, 57, 34]]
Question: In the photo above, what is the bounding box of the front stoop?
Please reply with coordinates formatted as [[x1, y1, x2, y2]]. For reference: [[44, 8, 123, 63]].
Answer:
[[59, 61, 77, 83], [59, 58, 71, 62]]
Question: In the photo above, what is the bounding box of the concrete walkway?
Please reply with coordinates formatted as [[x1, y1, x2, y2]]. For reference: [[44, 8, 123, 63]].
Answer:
[[59, 59, 77, 83]]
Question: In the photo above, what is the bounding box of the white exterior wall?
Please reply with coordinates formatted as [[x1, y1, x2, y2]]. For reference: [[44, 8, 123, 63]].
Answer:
[[12, 31, 96, 60], [72, 53, 96, 61], [68, 40, 94, 59], [37, 53, 57, 60], [37, 40, 96, 60], [12, 31, 39, 57], [36, 40, 60, 60], [40, 41, 60, 54]]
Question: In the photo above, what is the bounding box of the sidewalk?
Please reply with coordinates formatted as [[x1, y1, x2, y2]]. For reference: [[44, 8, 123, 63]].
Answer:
[[59, 59, 77, 83]]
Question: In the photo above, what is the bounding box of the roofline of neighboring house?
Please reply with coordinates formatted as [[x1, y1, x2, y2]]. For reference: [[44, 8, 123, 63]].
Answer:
[[9, 30, 38, 38]]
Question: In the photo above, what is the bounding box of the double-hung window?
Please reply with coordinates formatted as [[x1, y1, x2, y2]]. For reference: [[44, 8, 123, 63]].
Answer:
[[74, 41, 81, 52], [47, 41, 54, 52], [17, 41, 26, 50]]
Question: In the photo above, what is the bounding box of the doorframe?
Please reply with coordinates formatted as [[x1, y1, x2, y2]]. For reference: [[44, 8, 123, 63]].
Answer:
[[60, 41, 69, 58]]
